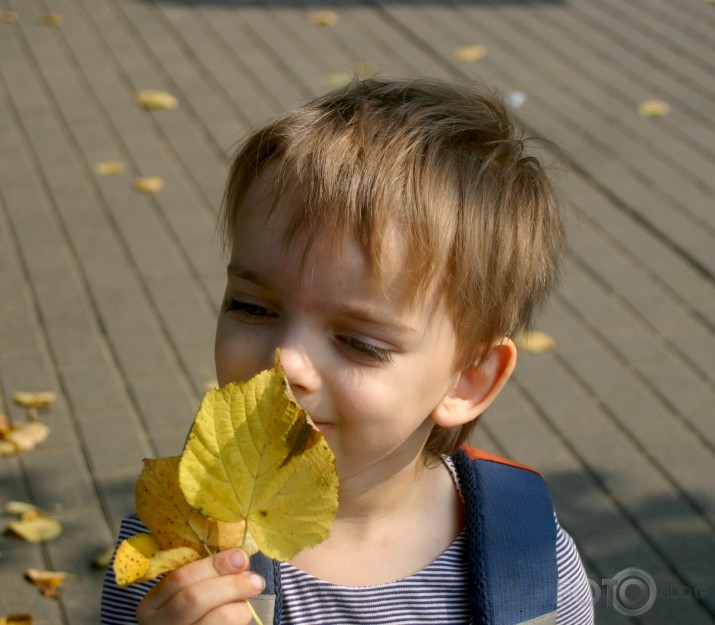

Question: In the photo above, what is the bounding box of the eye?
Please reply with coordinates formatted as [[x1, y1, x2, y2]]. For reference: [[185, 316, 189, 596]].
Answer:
[[337, 336, 394, 364], [222, 298, 278, 324]]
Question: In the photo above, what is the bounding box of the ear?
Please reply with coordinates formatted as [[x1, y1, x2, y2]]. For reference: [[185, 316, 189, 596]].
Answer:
[[431, 337, 517, 428]]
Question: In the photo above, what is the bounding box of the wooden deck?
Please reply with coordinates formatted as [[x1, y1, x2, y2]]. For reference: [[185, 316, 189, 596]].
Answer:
[[0, 0, 713, 623]]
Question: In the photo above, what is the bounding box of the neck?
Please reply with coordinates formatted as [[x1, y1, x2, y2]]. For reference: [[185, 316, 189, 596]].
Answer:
[[290, 452, 464, 586], [334, 454, 431, 535]]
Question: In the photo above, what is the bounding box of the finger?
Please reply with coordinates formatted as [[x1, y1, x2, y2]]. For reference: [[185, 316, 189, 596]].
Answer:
[[145, 549, 249, 607], [137, 550, 261, 622], [139, 571, 265, 625]]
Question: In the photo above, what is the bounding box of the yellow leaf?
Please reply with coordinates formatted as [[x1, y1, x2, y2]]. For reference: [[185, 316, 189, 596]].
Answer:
[[112, 533, 160, 586], [5, 501, 42, 517], [136, 457, 245, 552], [0, 413, 10, 435], [309, 11, 338, 26], [113, 534, 201, 586], [39, 13, 62, 26], [13, 392, 56, 410], [94, 161, 125, 176], [452, 44, 487, 62], [4, 422, 50, 451], [4, 501, 40, 516], [322, 72, 352, 89], [134, 176, 164, 193], [179, 354, 339, 562], [135, 90, 178, 110], [638, 100, 670, 117], [142, 547, 202, 581], [514, 330, 556, 353], [8, 515, 62, 543], [25, 568, 76, 598], [0, 615, 33, 625]]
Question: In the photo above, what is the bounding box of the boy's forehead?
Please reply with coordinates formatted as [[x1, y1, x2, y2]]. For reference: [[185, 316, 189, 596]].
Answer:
[[233, 196, 445, 314], [234, 160, 449, 312]]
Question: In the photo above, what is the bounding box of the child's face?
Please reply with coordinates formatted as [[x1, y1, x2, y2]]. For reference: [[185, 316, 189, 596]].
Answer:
[[215, 173, 463, 482]]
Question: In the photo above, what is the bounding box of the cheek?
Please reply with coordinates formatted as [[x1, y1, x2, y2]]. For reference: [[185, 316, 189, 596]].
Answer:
[[214, 323, 235, 386], [214, 320, 251, 385], [214, 321, 277, 385]]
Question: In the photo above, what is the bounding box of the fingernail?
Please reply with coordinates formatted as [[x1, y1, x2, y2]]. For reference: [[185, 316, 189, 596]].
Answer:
[[250, 573, 266, 592], [228, 550, 246, 570]]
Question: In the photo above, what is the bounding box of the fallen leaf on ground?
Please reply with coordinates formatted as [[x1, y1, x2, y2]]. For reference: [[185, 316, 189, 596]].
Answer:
[[180, 353, 339, 561], [94, 161, 125, 176], [638, 99, 670, 117], [309, 11, 338, 26], [39, 13, 62, 25], [452, 44, 487, 62], [134, 176, 164, 193], [514, 330, 556, 353], [1, 422, 50, 454], [322, 72, 352, 89], [5, 501, 39, 515], [93, 546, 115, 569], [135, 90, 178, 110], [0, 614, 33, 625], [3, 10, 18, 23], [5, 503, 63, 543], [25, 568, 77, 599], [13, 391, 56, 419], [1, 413, 50, 456]]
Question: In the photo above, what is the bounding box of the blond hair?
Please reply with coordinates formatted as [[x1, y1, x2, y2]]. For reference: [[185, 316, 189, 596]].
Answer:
[[221, 78, 565, 456]]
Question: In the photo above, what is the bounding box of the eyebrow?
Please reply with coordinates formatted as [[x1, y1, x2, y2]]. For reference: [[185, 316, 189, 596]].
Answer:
[[226, 262, 273, 288], [334, 306, 419, 336]]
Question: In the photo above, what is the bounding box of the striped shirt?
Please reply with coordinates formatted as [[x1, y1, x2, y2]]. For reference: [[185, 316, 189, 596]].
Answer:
[[280, 525, 594, 625], [101, 456, 594, 624]]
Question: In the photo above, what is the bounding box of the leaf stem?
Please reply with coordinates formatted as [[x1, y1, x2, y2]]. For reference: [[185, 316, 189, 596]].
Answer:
[[246, 599, 264, 625]]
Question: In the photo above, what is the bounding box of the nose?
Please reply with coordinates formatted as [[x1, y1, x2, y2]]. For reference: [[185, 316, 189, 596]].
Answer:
[[278, 327, 321, 395]]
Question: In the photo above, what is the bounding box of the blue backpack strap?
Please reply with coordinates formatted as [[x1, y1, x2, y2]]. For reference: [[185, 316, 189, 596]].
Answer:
[[249, 552, 282, 625], [454, 447, 558, 625]]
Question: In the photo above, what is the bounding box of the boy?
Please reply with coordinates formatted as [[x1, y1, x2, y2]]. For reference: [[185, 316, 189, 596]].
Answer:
[[102, 77, 594, 625]]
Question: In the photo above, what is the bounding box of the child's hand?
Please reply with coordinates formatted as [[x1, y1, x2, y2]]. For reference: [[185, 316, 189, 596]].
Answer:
[[136, 549, 265, 625]]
